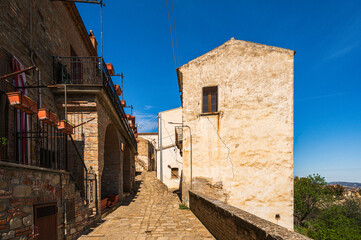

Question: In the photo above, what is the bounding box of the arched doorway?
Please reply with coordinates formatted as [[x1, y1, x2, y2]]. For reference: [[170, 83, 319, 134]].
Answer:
[[101, 124, 121, 199]]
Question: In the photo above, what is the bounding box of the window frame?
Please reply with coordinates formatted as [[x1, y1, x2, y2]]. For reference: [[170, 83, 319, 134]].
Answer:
[[171, 167, 179, 179], [202, 86, 218, 113]]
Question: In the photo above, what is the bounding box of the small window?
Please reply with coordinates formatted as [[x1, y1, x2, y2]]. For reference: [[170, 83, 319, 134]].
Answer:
[[171, 168, 179, 179], [202, 86, 218, 113]]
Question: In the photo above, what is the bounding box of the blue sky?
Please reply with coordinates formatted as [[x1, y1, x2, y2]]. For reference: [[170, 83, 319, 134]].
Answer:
[[76, 0, 361, 182]]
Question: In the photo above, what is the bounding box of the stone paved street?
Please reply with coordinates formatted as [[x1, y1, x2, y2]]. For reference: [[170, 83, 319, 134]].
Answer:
[[79, 172, 214, 240]]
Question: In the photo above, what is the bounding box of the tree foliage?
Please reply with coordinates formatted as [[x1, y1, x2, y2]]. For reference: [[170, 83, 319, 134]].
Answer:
[[308, 204, 361, 240], [294, 174, 361, 240], [294, 174, 328, 224]]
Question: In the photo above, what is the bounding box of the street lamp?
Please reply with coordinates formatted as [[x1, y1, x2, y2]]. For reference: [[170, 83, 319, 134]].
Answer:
[[168, 122, 193, 190]]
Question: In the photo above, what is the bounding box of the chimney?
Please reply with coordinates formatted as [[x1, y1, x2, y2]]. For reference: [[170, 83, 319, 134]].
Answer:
[[89, 30, 98, 53]]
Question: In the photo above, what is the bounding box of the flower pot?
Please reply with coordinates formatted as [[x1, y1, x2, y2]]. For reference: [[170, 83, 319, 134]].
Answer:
[[106, 63, 115, 76], [38, 108, 59, 127], [121, 100, 126, 108], [126, 114, 131, 120], [101, 198, 108, 210], [58, 120, 74, 135], [130, 115, 135, 125], [7, 92, 37, 114], [114, 85, 122, 96]]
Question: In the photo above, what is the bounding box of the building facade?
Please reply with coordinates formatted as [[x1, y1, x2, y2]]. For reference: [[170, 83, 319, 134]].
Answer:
[[136, 134, 157, 172], [157, 108, 183, 189], [177, 38, 294, 229], [0, 1, 137, 239]]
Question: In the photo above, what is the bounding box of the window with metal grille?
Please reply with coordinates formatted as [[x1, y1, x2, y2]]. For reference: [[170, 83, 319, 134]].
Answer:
[[202, 86, 218, 113], [171, 168, 179, 179]]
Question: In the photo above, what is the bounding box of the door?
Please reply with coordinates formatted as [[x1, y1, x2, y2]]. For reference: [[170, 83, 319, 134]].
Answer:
[[34, 203, 57, 240]]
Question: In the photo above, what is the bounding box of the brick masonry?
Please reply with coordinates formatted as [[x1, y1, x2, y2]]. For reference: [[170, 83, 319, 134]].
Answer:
[[0, 0, 137, 238], [0, 163, 94, 240], [189, 191, 310, 240]]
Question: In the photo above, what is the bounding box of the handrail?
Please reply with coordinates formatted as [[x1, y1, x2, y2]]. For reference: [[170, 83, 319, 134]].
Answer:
[[69, 134, 88, 171], [101, 58, 137, 147], [53, 56, 137, 149]]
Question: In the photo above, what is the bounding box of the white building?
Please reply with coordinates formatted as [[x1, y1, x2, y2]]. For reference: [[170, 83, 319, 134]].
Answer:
[[157, 107, 183, 189]]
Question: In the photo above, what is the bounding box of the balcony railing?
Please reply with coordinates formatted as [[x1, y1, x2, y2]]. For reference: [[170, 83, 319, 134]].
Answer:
[[53, 56, 137, 148]]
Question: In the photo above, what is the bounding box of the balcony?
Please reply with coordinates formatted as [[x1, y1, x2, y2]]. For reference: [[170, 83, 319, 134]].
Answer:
[[53, 56, 137, 148]]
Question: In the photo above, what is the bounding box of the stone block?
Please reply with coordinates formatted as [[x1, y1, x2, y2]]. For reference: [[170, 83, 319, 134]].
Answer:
[[1, 230, 15, 239], [13, 185, 31, 198], [0, 180, 7, 189], [10, 217, 22, 229], [22, 206, 31, 213], [0, 201, 7, 212], [22, 216, 32, 226]]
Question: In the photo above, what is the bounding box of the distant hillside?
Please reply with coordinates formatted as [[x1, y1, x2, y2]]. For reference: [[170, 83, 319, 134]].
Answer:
[[328, 182, 361, 188]]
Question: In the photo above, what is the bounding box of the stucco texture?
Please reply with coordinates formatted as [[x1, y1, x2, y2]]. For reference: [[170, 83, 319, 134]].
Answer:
[[178, 38, 294, 230]]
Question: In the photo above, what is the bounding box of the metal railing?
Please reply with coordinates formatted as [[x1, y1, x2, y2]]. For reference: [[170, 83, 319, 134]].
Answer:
[[54, 56, 137, 148], [68, 134, 98, 210]]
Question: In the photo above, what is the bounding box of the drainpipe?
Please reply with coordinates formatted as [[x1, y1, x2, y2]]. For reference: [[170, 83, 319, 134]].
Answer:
[[159, 113, 163, 182], [168, 122, 193, 190]]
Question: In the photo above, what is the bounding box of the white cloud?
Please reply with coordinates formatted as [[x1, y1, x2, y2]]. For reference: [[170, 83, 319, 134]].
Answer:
[[144, 105, 153, 110]]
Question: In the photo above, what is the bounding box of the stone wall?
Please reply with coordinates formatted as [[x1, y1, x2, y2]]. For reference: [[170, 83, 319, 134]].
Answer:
[[137, 138, 150, 171], [0, 0, 96, 112], [189, 191, 310, 240], [178, 38, 294, 229], [0, 162, 95, 240]]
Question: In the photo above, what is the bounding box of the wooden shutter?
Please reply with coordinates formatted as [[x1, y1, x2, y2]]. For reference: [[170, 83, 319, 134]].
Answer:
[[202, 86, 218, 113]]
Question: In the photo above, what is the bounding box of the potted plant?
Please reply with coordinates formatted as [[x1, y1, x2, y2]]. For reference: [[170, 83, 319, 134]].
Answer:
[[0, 137, 7, 146], [101, 198, 108, 210], [121, 100, 126, 108], [114, 85, 122, 96], [0, 137, 7, 159], [7, 92, 37, 114], [38, 108, 59, 126], [58, 120, 74, 135]]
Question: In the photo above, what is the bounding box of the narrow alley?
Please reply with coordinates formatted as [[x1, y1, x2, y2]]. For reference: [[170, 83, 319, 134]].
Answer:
[[79, 172, 214, 240]]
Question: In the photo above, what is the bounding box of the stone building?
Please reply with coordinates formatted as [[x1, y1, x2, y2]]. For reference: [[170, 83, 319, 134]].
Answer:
[[177, 38, 294, 229], [0, 1, 137, 239], [136, 134, 156, 171], [158, 107, 183, 189]]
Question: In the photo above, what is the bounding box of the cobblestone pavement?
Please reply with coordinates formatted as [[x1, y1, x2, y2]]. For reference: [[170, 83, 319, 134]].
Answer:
[[79, 171, 214, 240]]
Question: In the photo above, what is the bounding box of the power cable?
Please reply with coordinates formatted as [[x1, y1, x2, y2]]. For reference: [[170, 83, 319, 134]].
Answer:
[[170, 0, 180, 65], [165, 0, 178, 69]]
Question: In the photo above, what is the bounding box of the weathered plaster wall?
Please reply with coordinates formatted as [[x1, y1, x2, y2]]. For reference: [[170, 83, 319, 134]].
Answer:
[[179, 38, 294, 229], [157, 108, 183, 189]]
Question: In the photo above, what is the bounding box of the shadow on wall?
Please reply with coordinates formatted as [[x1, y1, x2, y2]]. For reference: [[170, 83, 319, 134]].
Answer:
[[102, 124, 121, 199]]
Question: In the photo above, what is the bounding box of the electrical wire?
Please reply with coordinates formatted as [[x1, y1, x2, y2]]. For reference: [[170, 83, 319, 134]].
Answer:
[[170, 0, 180, 65], [165, 0, 178, 69]]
